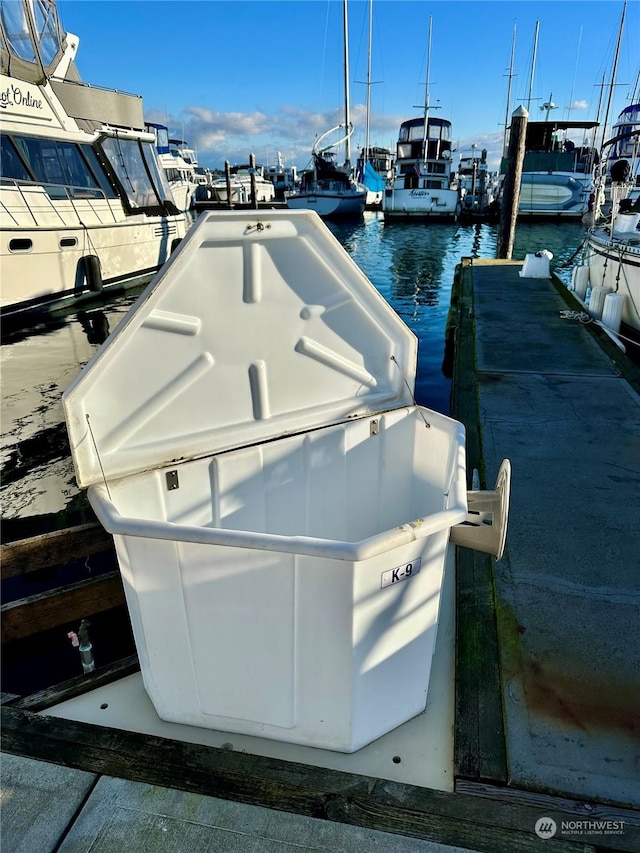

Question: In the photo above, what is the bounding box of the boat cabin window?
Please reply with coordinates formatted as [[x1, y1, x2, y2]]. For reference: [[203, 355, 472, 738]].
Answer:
[[1, 1, 38, 62], [100, 136, 177, 215], [0, 0, 63, 65], [1, 135, 32, 182], [2, 134, 117, 199]]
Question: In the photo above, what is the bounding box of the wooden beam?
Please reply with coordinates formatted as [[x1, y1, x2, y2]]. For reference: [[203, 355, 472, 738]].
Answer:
[[1, 572, 125, 643], [1, 706, 603, 853], [450, 259, 508, 784], [1, 523, 114, 580]]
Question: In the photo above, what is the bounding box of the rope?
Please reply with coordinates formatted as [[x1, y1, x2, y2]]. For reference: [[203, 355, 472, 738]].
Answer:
[[559, 309, 593, 324], [86, 414, 112, 500], [390, 355, 431, 428]]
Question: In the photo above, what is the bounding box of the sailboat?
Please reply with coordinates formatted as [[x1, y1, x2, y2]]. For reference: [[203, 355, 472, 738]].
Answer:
[[286, 0, 366, 220], [574, 0, 640, 341], [356, 0, 393, 209], [382, 17, 460, 221]]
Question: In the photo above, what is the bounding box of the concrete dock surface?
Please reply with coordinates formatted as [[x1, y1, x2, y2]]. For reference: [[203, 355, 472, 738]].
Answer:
[[469, 259, 640, 807]]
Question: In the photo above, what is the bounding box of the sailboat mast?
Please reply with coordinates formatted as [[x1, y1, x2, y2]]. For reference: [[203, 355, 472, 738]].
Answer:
[[422, 15, 432, 158], [526, 20, 539, 112], [343, 0, 351, 167], [364, 0, 373, 165], [599, 0, 626, 153]]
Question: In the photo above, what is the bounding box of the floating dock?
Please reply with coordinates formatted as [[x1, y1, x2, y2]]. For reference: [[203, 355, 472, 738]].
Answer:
[[2, 257, 640, 852]]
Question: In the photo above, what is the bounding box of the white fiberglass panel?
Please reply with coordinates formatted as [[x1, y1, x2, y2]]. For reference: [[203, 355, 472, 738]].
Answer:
[[64, 210, 416, 487]]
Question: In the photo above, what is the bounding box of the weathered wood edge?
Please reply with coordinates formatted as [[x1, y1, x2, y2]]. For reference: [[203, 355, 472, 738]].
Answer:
[[6, 654, 140, 712], [449, 258, 508, 785], [1, 571, 126, 643], [456, 780, 640, 828], [0, 705, 602, 853], [1, 523, 114, 579]]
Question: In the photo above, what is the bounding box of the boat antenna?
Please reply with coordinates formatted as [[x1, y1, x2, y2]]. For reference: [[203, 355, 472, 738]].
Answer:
[[343, 0, 351, 169], [503, 22, 517, 151], [421, 16, 433, 160], [526, 20, 539, 112]]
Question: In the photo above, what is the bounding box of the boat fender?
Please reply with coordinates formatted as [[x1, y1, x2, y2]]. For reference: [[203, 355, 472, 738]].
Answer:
[[171, 237, 182, 254], [82, 254, 103, 292], [571, 265, 589, 301], [601, 292, 625, 334], [588, 285, 609, 320]]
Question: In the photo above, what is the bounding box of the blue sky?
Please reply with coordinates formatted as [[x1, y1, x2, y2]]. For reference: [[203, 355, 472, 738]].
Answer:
[[57, 0, 639, 171]]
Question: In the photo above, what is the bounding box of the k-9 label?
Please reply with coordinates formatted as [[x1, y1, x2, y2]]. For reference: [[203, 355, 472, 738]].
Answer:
[[381, 557, 422, 589]]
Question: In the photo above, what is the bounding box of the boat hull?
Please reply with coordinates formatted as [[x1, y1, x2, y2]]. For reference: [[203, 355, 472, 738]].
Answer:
[[382, 187, 460, 221], [586, 226, 640, 333], [0, 213, 187, 318], [518, 172, 593, 218], [210, 180, 276, 205], [286, 191, 365, 219]]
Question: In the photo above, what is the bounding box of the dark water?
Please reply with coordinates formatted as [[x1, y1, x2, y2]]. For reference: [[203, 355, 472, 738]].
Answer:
[[1, 212, 588, 541]]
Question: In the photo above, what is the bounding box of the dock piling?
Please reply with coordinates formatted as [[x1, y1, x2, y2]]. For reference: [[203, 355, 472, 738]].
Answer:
[[497, 106, 528, 259]]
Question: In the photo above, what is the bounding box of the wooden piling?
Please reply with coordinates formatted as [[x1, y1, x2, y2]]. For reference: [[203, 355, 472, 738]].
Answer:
[[249, 152, 257, 209], [224, 160, 233, 208], [497, 106, 528, 259]]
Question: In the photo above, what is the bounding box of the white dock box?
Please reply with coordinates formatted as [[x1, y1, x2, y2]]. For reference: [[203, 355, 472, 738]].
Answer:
[[63, 210, 468, 752]]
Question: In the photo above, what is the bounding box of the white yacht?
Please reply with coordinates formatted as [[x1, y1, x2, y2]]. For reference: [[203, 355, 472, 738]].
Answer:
[[145, 123, 199, 212], [0, 0, 188, 324], [382, 115, 459, 221], [500, 116, 600, 218], [263, 152, 298, 200], [209, 163, 276, 205], [457, 147, 499, 217], [382, 18, 459, 222]]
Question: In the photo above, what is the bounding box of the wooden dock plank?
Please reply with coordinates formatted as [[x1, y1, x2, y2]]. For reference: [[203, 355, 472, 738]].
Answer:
[[1, 571, 125, 643], [449, 259, 508, 785], [1, 523, 114, 579]]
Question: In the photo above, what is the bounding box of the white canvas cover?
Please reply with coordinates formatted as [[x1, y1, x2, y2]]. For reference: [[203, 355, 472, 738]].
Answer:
[[63, 210, 417, 487]]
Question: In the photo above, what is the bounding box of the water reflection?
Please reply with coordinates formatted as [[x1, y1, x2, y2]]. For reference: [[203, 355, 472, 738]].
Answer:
[[1, 214, 589, 535], [77, 310, 110, 345]]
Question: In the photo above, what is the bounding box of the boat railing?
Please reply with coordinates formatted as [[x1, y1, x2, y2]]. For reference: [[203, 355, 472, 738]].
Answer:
[[0, 178, 119, 227]]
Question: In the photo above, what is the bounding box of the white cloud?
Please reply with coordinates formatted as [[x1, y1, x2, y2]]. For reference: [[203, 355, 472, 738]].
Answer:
[[570, 100, 589, 111], [146, 101, 407, 170]]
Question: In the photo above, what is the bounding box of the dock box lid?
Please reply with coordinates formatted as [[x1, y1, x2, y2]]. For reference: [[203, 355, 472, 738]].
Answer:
[[63, 210, 417, 488]]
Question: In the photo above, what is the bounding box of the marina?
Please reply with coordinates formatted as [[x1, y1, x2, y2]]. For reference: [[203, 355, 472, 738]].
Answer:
[[2, 0, 640, 850]]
